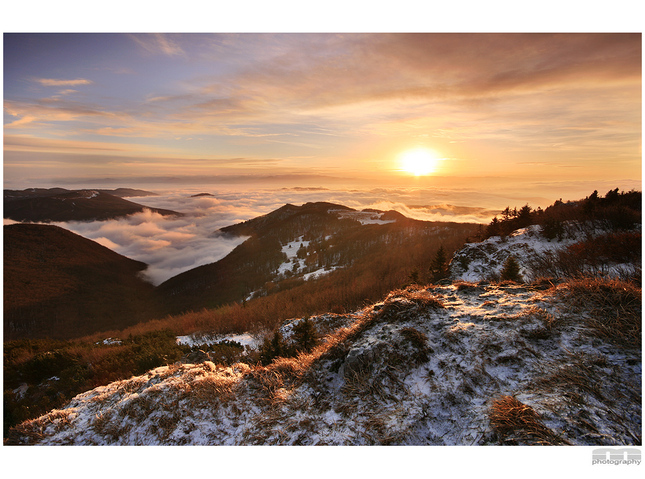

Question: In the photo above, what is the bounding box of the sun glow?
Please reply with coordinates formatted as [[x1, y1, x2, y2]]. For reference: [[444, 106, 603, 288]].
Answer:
[[399, 148, 441, 176]]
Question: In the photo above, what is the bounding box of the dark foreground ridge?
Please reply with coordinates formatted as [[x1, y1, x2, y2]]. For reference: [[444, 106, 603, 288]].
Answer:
[[3, 223, 164, 340]]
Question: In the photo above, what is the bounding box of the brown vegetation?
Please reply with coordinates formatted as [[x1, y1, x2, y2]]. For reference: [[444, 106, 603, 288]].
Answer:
[[489, 395, 569, 445], [3, 224, 164, 340], [560, 277, 641, 348]]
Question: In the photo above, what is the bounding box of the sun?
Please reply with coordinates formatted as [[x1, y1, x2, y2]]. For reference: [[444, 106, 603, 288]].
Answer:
[[398, 148, 440, 176]]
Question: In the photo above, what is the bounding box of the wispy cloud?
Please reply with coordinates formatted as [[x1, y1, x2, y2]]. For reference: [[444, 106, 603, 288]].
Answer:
[[4, 98, 127, 129], [128, 33, 186, 57], [34, 78, 93, 86]]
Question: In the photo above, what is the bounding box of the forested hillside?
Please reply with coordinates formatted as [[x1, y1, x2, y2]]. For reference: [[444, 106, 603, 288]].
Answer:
[[3, 224, 163, 340]]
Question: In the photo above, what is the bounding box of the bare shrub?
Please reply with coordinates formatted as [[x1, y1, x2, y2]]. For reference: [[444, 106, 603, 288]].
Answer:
[[529, 231, 641, 281], [400, 327, 431, 364], [375, 288, 443, 323]]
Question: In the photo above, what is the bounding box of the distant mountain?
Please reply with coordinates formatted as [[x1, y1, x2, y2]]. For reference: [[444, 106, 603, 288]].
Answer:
[[219, 201, 355, 237], [4, 187, 158, 198], [158, 201, 479, 314], [3, 224, 163, 340], [3, 189, 180, 223]]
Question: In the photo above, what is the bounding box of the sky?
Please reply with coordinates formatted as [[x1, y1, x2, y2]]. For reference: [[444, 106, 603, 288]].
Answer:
[[3, 30, 642, 199]]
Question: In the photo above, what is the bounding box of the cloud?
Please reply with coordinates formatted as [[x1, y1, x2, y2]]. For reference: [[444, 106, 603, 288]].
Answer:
[[48, 187, 496, 284], [34, 78, 93, 86], [52, 203, 249, 285], [204, 33, 641, 114], [4, 98, 126, 129], [34, 180, 641, 286], [4, 134, 129, 152], [128, 33, 186, 57]]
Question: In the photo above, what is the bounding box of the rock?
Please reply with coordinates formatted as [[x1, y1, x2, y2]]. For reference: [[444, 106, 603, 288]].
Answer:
[[182, 349, 211, 364]]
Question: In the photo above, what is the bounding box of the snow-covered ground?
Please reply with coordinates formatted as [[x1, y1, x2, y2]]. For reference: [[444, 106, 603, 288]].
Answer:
[[10, 281, 640, 446], [270, 235, 342, 286], [276, 236, 310, 275], [449, 223, 639, 282], [450, 225, 575, 282]]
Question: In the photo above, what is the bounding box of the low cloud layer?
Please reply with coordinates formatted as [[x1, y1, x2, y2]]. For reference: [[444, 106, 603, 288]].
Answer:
[[42, 182, 636, 285], [52, 195, 251, 285]]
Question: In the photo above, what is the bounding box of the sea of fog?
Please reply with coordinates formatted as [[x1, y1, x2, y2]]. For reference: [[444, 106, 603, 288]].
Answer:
[[8, 182, 636, 285]]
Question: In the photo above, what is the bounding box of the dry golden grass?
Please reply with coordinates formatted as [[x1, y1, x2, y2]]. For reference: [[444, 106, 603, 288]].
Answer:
[[91, 409, 124, 440], [489, 395, 569, 445], [562, 277, 641, 348], [4, 408, 76, 445], [383, 287, 445, 310]]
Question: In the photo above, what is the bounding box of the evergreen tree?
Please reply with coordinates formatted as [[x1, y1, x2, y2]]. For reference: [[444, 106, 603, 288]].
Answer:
[[486, 216, 501, 238], [516, 204, 533, 228], [430, 245, 448, 283], [259, 331, 285, 365], [500, 255, 522, 282], [407, 268, 420, 285], [292, 317, 317, 353]]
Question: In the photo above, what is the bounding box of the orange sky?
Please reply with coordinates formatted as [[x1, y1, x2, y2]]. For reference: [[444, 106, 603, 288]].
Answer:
[[3, 32, 642, 197]]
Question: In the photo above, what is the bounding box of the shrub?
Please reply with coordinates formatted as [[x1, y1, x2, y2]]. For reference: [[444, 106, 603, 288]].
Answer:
[[540, 218, 564, 240], [259, 331, 286, 365], [400, 327, 431, 364]]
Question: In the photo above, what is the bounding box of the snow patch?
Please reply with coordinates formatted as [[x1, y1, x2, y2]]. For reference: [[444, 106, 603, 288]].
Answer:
[[176, 332, 261, 349], [335, 209, 396, 225]]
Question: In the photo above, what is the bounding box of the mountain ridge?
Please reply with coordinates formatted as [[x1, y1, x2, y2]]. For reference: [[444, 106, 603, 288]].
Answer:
[[157, 201, 478, 314], [3, 188, 179, 223]]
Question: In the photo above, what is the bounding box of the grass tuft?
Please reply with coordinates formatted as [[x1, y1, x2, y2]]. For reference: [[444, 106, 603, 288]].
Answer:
[[489, 395, 569, 445], [562, 277, 641, 348]]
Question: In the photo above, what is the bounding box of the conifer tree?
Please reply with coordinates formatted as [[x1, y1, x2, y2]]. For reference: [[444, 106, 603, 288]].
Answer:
[[259, 331, 285, 365], [405, 268, 421, 287], [500, 255, 522, 282], [292, 317, 317, 352], [430, 245, 448, 283]]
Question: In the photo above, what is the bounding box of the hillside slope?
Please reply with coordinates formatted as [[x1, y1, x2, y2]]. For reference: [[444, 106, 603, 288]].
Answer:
[[3, 189, 179, 222], [449, 224, 641, 283], [157, 201, 479, 314], [3, 224, 163, 340], [8, 279, 640, 445]]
